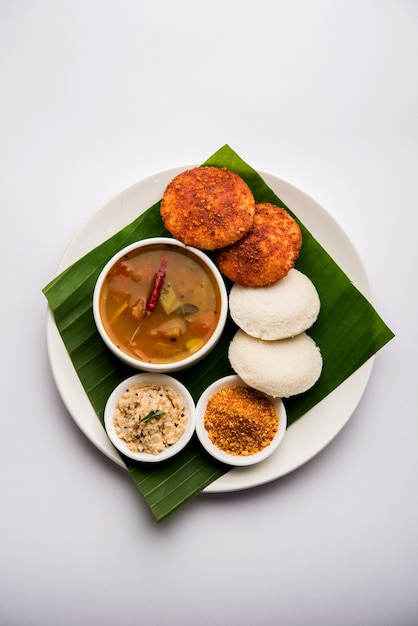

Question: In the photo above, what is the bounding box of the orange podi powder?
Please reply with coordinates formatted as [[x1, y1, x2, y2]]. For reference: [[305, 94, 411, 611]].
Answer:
[[203, 386, 279, 456]]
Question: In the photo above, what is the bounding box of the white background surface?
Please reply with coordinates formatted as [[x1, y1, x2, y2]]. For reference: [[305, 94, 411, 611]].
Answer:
[[1, 1, 416, 625]]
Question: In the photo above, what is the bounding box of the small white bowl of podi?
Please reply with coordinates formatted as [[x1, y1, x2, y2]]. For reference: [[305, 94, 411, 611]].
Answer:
[[104, 373, 196, 462], [196, 375, 287, 467], [93, 237, 228, 372]]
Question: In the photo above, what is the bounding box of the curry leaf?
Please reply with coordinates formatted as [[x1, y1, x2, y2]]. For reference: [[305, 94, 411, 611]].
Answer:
[[141, 410, 166, 423]]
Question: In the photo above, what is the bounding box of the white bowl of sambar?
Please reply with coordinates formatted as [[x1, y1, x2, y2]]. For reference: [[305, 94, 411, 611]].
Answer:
[[93, 237, 228, 372]]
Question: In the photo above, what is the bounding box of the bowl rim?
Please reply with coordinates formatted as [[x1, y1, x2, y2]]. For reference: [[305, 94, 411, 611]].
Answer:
[[92, 236, 228, 372], [195, 375, 287, 467], [103, 372, 196, 463]]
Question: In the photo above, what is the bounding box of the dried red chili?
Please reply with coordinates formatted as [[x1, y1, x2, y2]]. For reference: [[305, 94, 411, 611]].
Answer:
[[146, 252, 168, 312]]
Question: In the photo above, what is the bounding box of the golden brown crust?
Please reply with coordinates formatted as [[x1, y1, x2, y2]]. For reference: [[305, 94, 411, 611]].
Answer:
[[160, 166, 255, 250], [215, 203, 302, 287]]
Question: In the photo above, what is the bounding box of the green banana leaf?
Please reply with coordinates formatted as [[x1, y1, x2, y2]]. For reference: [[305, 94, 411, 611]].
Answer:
[[43, 145, 394, 522]]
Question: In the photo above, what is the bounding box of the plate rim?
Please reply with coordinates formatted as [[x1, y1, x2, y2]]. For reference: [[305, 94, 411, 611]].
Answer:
[[45, 165, 375, 493]]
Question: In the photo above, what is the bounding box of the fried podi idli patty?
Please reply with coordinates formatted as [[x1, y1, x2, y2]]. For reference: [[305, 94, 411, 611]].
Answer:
[[160, 166, 255, 250], [215, 203, 302, 287]]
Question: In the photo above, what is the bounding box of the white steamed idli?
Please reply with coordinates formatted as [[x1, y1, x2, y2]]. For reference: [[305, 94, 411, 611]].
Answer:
[[228, 268, 320, 340], [228, 329, 323, 398]]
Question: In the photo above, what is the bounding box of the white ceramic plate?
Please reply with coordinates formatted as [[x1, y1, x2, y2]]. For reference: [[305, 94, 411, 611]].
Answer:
[[45, 165, 375, 493]]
